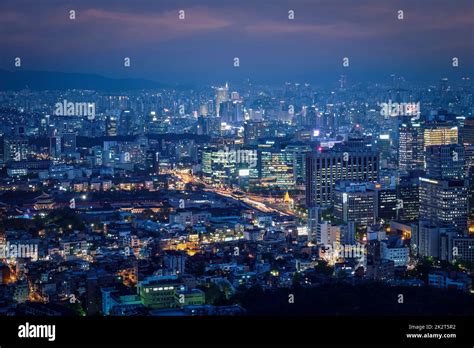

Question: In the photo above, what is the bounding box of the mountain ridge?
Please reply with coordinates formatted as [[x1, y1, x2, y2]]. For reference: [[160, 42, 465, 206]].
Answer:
[[0, 69, 173, 92]]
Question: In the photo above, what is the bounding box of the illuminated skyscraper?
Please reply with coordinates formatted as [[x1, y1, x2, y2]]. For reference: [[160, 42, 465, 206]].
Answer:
[[425, 144, 465, 180], [285, 144, 312, 187], [215, 83, 229, 117], [259, 148, 294, 189], [306, 146, 378, 207], [146, 111, 166, 134], [334, 182, 376, 228], [419, 177, 468, 234], [462, 118, 474, 145], [4, 137, 28, 162], [423, 126, 458, 149], [397, 171, 422, 221], [398, 120, 424, 172], [119, 110, 135, 135], [106, 115, 118, 136]]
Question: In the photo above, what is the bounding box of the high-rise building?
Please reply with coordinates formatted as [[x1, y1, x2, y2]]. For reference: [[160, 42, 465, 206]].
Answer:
[[284, 143, 311, 187], [425, 144, 465, 180], [61, 133, 77, 154], [202, 146, 257, 187], [197, 116, 220, 137], [423, 125, 458, 149], [307, 206, 321, 242], [119, 110, 135, 135], [397, 171, 422, 221], [259, 148, 294, 189], [462, 118, 474, 145], [305, 146, 378, 207], [419, 177, 468, 233], [4, 137, 28, 162], [201, 147, 233, 186], [244, 121, 269, 145], [219, 100, 244, 124], [215, 84, 228, 117], [368, 183, 398, 222], [145, 150, 160, 174], [146, 112, 166, 134], [218, 100, 233, 122], [398, 120, 424, 172], [452, 237, 474, 263], [333, 182, 375, 228], [49, 135, 61, 158], [106, 115, 118, 136], [199, 104, 209, 116]]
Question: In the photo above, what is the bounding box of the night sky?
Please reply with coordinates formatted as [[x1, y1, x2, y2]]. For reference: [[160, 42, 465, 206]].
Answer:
[[0, 0, 473, 85]]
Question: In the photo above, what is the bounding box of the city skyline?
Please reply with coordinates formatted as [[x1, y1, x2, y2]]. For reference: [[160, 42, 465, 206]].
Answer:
[[0, 1, 473, 345]]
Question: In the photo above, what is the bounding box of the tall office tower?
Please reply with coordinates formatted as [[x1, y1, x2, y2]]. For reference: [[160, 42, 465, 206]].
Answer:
[[340, 221, 357, 245], [218, 100, 243, 124], [233, 100, 244, 123], [284, 143, 312, 188], [296, 106, 318, 128], [119, 110, 135, 135], [425, 144, 465, 180], [397, 171, 422, 221], [146, 111, 167, 134], [259, 148, 294, 189], [463, 118, 474, 145], [466, 145, 474, 227], [40, 115, 50, 136], [368, 183, 398, 222], [201, 147, 236, 186], [423, 125, 458, 149], [244, 121, 268, 145], [145, 150, 159, 174], [199, 103, 209, 116], [398, 120, 424, 172], [307, 206, 322, 242], [305, 145, 378, 207], [333, 182, 375, 228], [452, 237, 474, 263], [4, 137, 28, 162], [61, 133, 77, 155], [376, 134, 392, 165], [197, 116, 220, 137], [218, 100, 233, 122], [106, 115, 118, 136], [49, 135, 62, 158], [215, 83, 228, 117], [465, 145, 474, 174], [419, 177, 468, 234]]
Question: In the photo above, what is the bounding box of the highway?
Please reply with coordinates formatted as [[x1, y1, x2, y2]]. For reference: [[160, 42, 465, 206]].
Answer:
[[172, 170, 297, 217]]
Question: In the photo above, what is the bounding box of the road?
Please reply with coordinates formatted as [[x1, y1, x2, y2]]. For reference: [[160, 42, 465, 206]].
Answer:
[[173, 170, 298, 217]]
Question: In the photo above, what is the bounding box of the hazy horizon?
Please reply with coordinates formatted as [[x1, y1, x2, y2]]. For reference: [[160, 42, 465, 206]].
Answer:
[[0, 0, 473, 85]]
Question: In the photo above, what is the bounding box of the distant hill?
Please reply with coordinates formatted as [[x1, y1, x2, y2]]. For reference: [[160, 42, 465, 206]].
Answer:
[[0, 69, 170, 92]]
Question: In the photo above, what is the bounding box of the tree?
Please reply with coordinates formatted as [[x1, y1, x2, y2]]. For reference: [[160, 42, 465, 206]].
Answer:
[[314, 260, 333, 276], [292, 272, 302, 288]]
